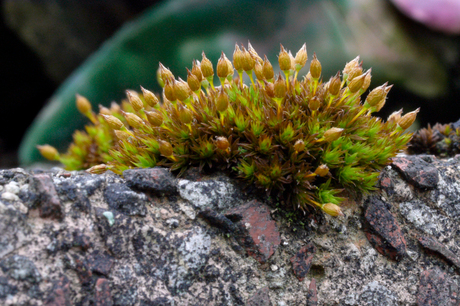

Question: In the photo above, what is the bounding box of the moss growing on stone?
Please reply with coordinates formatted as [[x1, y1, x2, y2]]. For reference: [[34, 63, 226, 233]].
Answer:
[[39, 43, 418, 216]]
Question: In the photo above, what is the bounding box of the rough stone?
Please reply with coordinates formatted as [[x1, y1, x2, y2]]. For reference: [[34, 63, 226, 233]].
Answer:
[[417, 268, 459, 306], [378, 165, 413, 202], [94, 278, 113, 306], [225, 200, 281, 264], [95, 208, 135, 258], [29, 174, 64, 219], [0, 255, 41, 283], [178, 176, 242, 210], [358, 281, 398, 306], [73, 256, 93, 285], [430, 158, 460, 217], [0, 202, 32, 258], [4, 181, 20, 195], [392, 155, 439, 189], [290, 243, 317, 281], [104, 183, 147, 216], [52, 172, 107, 202], [0, 276, 17, 300], [0, 168, 30, 185], [364, 196, 407, 261], [418, 235, 460, 270], [177, 227, 211, 272], [86, 251, 114, 276], [1, 192, 19, 202], [44, 275, 71, 306], [246, 286, 272, 306], [2, 160, 460, 305], [198, 208, 238, 233], [399, 200, 450, 238], [124, 167, 177, 194], [306, 279, 318, 306]]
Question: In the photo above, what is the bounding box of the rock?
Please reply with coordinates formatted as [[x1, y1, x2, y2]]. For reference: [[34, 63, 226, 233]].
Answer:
[[430, 157, 460, 217], [124, 167, 177, 194], [0, 255, 41, 283], [44, 275, 71, 306], [225, 200, 281, 264], [73, 255, 93, 285], [104, 183, 147, 216], [94, 278, 113, 306], [246, 286, 272, 306], [198, 208, 238, 233], [4, 181, 20, 194], [0, 202, 32, 258], [72, 173, 106, 196], [86, 251, 114, 276], [378, 165, 413, 202], [1, 192, 19, 202], [178, 175, 243, 210], [95, 208, 135, 258], [399, 200, 450, 238], [0, 168, 30, 185], [290, 243, 317, 281], [417, 268, 459, 305], [177, 227, 211, 272], [358, 281, 398, 306], [418, 235, 460, 270], [391, 155, 439, 189], [0, 276, 17, 300], [29, 174, 64, 220], [306, 279, 318, 306], [1, 161, 460, 305], [364, 196, 407, 261]]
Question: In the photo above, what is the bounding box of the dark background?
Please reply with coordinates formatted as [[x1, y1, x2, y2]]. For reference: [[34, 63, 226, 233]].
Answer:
[[1, 0, 459, 168], [0, 0, 163, 168]]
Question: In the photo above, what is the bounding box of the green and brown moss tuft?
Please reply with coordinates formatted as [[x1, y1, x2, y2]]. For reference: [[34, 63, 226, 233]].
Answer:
[[39, 43, 419, 217], [407, 122, 460, 157]]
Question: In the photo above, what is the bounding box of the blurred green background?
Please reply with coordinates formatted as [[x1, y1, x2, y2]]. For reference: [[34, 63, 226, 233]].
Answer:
[[1, 0, 459, 168]]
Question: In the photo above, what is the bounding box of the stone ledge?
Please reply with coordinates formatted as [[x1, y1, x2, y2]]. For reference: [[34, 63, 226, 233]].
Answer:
[[0, 156, 459, 305]]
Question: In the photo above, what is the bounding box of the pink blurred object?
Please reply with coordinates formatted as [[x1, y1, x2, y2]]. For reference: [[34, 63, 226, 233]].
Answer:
[[391, 0, 460, 34]]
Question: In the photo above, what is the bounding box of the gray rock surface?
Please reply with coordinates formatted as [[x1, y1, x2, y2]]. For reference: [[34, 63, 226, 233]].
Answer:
[[0, 156, 460, 305]]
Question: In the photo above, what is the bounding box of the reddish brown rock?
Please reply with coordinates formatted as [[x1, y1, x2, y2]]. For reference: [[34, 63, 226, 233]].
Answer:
[[417, 268, 459, 306], [391, 156, 438, 189], [94, 278, 113, 306], [364, 197, 406, 261], [290, 243, 317, 281], [30, 174, 63, 220], [225, 200, 280, 264], [419, 236, 460, 270], [44, 276, 71, 306], [246, 286, 272, 306], [86, 251, 114, 276], [306, 279, 318, 306]]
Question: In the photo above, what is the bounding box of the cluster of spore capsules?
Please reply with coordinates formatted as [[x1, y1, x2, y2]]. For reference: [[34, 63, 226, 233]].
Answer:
[[38, 43, 419, 217]]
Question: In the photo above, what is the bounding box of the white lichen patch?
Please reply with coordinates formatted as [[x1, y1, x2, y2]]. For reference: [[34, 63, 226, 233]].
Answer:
[[399, 200, 450, 237], [430, 163, 460, 216], [178, 178, 239, 210]]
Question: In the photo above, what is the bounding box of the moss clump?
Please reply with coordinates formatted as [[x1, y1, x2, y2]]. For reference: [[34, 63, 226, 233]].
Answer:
[[39, 43, 419, 216], [407, 122, 460, 157], [38, 95, 138, 170]]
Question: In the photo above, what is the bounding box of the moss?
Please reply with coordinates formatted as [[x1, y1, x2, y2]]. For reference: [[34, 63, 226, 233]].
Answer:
[[407, 122, 460, 157], [39, 43, 418, 216]]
